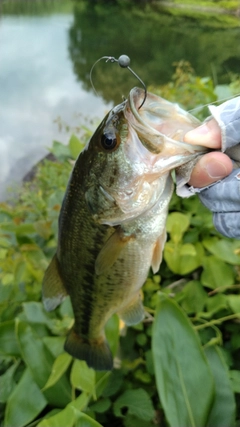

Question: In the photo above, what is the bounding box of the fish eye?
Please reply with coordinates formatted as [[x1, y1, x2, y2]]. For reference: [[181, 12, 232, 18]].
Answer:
[[101, 134, 118, 151]]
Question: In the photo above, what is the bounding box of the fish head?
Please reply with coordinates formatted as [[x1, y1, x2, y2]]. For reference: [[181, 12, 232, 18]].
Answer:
[[82, 88, 208, 226], [83, 99, 161, 225]]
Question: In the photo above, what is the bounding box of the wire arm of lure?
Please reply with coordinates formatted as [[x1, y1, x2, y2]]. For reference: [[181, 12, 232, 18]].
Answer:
[[90, 55, 147, 110]]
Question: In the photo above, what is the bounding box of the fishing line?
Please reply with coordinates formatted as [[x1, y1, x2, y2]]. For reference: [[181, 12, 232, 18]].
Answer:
[[188, 92, 240, 114], [89, 55, 147, 110]]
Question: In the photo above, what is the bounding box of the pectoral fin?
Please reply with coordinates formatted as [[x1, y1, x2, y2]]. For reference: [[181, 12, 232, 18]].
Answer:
[[151, 231, 167, 274], [42, 254, 68, 311], [118, 293, 145, 326], [95, 228, 133, 275]]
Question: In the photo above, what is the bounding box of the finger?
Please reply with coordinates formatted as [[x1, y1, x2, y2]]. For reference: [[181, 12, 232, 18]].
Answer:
[[188, 152, 233, 188], [184, 118, 221, 149]]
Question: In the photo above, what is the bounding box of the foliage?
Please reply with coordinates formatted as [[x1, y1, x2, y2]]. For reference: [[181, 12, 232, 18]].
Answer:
[[1, 68, 240, 427], [68, 1, 240, 106], [157, 0, 240, 27], [0, 0, 73, 15]]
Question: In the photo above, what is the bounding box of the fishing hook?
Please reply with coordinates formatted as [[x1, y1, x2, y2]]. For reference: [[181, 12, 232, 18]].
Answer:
[[89, 54, 147, 110]]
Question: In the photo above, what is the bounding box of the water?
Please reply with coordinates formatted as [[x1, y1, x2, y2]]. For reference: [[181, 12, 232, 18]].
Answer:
[[0, 0, 239, 199], [0, 10, 111, 199]]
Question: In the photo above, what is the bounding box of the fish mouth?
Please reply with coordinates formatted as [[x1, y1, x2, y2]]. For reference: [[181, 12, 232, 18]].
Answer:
[[125, 87, 206, 156], [124, 87, 208, 173]]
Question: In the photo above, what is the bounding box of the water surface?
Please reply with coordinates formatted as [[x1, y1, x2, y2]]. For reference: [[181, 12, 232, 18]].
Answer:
[[0, 1, 239, 199], [0, 11, 111, 199]]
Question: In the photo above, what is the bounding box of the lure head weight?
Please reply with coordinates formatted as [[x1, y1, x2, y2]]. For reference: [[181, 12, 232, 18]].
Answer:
[[118, 55, 131, 68]]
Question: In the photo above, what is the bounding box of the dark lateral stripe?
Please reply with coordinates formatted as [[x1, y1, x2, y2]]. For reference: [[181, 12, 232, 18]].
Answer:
[[79, 226, 106, 336]]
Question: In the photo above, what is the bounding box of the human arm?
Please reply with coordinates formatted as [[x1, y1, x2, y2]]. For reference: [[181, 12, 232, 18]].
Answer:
[[183, 96, 240, 238]]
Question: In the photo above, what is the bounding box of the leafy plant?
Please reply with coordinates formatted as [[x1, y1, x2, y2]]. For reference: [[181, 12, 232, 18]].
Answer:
[[1, 68, 240, 427]]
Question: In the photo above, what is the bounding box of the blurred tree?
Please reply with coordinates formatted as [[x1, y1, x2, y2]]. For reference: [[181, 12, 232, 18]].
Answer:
[[68, 1, 240, 105]]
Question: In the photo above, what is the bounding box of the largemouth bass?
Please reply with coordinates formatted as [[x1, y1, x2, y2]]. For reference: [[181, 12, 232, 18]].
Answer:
[[42, 87, 207, 370]]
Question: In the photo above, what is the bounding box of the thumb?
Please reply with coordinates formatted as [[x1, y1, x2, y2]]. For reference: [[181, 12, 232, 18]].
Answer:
[[184, 118, 221, 149], [188, 152, 233, 188]]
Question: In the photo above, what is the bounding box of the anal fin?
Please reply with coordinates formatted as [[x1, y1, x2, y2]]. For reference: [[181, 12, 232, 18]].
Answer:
[[151, 231, 167, 274], [95, 228, 134, 275], [42, 254, 68, 311], [118, 293, 145, 326]]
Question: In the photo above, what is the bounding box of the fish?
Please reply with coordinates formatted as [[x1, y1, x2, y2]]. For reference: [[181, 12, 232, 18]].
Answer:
[[42, 87, 208, 371]]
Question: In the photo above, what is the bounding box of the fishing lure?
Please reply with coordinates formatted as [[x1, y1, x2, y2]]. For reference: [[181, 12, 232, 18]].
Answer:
[[90, 54, 147, 109]]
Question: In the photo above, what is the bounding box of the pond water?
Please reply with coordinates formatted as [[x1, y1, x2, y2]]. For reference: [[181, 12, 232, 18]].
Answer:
[[0, 0, 239, 199]]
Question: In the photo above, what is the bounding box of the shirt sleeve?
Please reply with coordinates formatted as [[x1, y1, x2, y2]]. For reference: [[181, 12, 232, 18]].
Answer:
[[176, 96, 240, 198], [198, 170, 240, 238], [209, 96, 240, 151], [176, 96, 240, 238]]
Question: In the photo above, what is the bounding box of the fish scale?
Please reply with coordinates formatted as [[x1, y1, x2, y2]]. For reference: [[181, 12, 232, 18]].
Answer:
[[42, 87, 207, 370]]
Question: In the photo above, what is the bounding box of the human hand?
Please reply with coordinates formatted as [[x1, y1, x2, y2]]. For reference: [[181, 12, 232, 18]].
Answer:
[[184, 118, 233, 187], [184, 117, 240, 238], [180, 97, 240, 238]]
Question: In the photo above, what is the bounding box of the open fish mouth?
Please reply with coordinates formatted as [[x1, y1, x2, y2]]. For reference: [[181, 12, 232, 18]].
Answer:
[[126, 87, 207, 155], [123, 87, 209, 174]]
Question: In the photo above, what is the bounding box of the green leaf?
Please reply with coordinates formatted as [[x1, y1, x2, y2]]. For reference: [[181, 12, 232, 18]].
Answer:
[[113, 388, 155, 421], [4, 368, 47, 427], [43, 336, 66, 358], [95, 371, 111, 399], [16, 321, 71, 407], [0, 282, 14, 304], [90, 397, 111, 413], [179, 243, 197, 256], [201, 256, 235, 289], [70, 360, 96, 395], [180, 280, 208, 314], [0, 361, 19, 403], [0, 222, 35, 235], [74, 412, 103, 427], [69, 134, 84, 159], [105, 314, 119, 357], [102, 370, 123, 397], [42, 352, 72, 391], [71, 392, 89, 411], [0, 248, 8, 259], [50, 140, 71, 161], [205, 346, 236, 427], [124, 414, 155, 427], [0, 320, 20, 356], [152, 295, 214, 427], [166, 212, 190, 243], [37, 406, 76, 427], [229, 370, 240, 393], [164, 241, 203, 275], [205, 294, 228, 317], [203, 237, 240, 265], [38, 405, 103, 427], [16, 321, 54, 388], [23, 301, 54, 326], [227, 295, 240, 314]]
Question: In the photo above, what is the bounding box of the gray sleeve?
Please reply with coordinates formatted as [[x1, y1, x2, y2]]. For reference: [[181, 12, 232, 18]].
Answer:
[[198, 170, 240, 238], [176, 97, 240, 198], [208, 96, 240, 151], [176, 96, 240, 238]]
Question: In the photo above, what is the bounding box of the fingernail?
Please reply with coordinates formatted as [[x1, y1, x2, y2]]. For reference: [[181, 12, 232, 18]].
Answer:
[[187, 124, 209, 137], [205, 161, 228, 179]]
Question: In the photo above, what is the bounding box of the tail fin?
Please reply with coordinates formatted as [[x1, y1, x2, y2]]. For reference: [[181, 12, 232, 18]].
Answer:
[[64, 329, 113, 371]]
